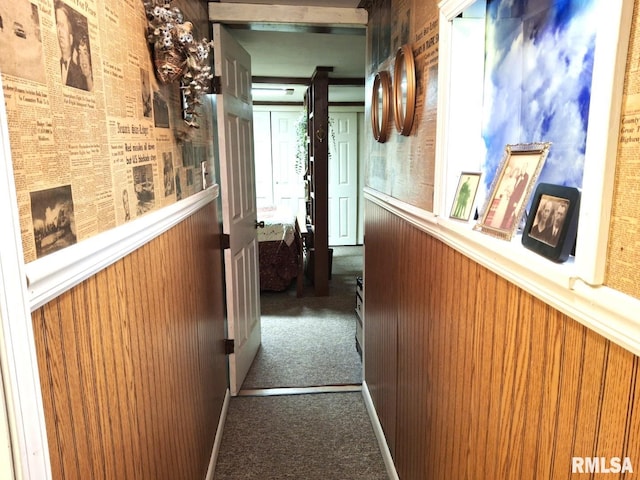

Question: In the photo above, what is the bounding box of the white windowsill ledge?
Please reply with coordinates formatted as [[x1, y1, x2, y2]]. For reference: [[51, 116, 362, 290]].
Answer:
[[24, 184, 220, 311], [365, 187, 640, 357]]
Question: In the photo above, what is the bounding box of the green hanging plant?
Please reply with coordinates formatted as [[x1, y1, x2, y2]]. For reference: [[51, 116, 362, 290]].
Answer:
[[295, 113, 307, 175], [328, 116, 337, 159], [294, 113, 337, 176]]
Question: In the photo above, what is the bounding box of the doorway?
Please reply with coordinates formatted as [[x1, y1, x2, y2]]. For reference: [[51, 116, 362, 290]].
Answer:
[[241, 244, 363, 390], [253, 107, 365, 246], [217, 0, 367, 386]]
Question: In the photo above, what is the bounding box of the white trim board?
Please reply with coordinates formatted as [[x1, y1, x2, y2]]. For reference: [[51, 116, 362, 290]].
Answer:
[[0, 75, 51, 479], [208, 3, 368, 26], [361, 381, 399, 480], [365, 187, 640, 358], [24, 185, 219, 311], [238, 384, 362, 397], [205, 388, 231, 480]]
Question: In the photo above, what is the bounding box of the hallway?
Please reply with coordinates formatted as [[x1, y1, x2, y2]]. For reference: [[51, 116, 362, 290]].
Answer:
[[213, 247, 389, 479]]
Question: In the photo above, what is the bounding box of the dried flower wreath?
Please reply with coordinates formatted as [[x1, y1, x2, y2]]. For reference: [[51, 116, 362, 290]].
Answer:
[[144, 0, 213, 128]]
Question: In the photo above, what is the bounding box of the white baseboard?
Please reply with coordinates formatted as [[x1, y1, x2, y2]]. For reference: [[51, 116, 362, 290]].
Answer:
[[361, 381, 399, 480], [205, 388, 231, 480]]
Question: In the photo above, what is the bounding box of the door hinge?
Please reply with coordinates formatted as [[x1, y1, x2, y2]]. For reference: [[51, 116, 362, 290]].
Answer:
[[224, 338, 235, 355], [211, 76, 222, 94], [221, 233, 230, 249]]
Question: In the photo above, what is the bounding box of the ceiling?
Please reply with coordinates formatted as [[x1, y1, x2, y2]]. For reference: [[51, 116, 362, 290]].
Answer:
[[214, 0, 367, 104], [221, 0, 360, 5]]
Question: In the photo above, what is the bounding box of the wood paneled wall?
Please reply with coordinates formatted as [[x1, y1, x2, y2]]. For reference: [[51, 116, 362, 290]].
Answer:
[[364, 200, 640, 479], [31, 202, 227, 480]]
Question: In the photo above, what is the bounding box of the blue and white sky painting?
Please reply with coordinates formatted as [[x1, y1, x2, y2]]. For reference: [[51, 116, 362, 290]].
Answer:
[[481, 0, 597, 192]]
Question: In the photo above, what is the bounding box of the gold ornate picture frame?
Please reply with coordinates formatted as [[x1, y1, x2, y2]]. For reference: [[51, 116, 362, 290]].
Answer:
[[475, 142, 551, 240], [393, 44, 416, 136], [371, 70, 392, 143]]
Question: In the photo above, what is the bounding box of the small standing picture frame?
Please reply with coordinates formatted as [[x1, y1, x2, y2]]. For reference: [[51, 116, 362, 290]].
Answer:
[[450, 172, 481, 221], [475, 142, 551, 240], [521, 183, 580, 263]]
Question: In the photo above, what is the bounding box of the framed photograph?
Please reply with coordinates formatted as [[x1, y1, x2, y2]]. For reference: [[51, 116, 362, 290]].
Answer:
[[522, 183, 580, 263], [475, 142, 551, 240], [450, 172, 481, 221]]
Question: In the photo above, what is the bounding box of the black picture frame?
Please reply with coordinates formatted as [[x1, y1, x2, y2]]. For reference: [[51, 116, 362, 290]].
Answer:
[[521, 183, 580, 263]]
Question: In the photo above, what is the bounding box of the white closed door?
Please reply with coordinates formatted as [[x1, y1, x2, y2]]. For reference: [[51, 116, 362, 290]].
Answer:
[[271, 111, 305, 216], [213, 23, 261, 396], [328, 112, 358, 245]]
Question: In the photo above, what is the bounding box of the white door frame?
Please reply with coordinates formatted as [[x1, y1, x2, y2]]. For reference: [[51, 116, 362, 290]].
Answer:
[[0, 77, 52, 479]]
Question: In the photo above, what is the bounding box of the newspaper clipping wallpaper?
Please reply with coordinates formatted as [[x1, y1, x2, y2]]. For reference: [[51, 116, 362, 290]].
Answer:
[[0, 0, 214, 262]]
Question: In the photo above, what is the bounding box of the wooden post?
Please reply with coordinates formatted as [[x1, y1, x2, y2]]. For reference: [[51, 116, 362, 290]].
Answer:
[[308, 66, 332, 295]]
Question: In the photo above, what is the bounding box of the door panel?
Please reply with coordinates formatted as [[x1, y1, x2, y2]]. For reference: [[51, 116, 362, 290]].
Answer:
[[213, 23, 261, 396], [329, 112, 358, 245]]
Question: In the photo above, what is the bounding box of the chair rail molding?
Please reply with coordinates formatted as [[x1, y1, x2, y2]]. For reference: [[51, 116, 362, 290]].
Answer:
[[25, 184, 220, 311], [365, 187, 640, 358]]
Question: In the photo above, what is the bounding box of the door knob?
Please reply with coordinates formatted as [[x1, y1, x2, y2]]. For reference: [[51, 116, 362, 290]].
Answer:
[[255, 220, 265, 228]]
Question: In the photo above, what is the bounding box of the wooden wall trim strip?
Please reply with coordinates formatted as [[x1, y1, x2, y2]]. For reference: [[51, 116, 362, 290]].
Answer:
[[364, 187, 640, 358], [25, 185, 219, 311]]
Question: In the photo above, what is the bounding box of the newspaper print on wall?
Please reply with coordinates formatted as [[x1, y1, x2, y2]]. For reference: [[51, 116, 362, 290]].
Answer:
[[0, 0, 214, 262]]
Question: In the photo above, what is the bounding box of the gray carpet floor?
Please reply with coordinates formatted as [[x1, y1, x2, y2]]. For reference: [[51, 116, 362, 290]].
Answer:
[[213, 393, 389, 480], [213, 246, 390, 479], [242, 245, 363, 389]]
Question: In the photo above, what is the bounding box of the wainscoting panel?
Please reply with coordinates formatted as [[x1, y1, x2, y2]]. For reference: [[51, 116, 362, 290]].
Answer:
[[363, 200, 399, 457], [31, 202, 227, 480], [364, 200, 640, 480]]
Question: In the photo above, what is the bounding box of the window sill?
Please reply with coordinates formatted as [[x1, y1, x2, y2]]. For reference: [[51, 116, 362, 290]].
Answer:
[[365, 187, 640, 357]]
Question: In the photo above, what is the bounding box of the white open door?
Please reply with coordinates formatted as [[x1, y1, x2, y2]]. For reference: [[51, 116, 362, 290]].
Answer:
[[213, 24, 261, 396], [328, 112, 358, 245]]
